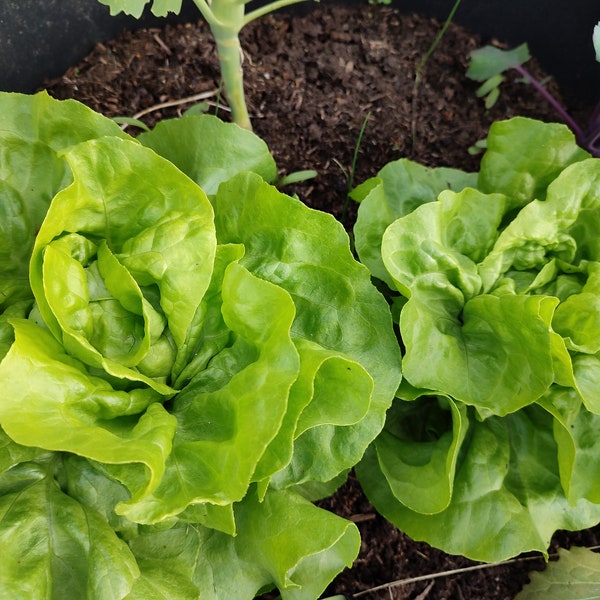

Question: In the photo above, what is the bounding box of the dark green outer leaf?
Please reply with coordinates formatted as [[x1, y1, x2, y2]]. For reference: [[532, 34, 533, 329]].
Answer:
[[0, 461, 139, 600], [138, 114, 278, 195], [358, 406, 600, 562]]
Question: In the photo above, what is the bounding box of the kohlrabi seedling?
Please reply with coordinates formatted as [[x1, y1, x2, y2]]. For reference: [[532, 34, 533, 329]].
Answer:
[[97, 0, 316, 130], [467, 34, 600, 157]]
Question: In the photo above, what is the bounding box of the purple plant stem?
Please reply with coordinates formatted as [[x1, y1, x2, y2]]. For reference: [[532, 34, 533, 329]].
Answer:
[[513, 64, 586, 141]]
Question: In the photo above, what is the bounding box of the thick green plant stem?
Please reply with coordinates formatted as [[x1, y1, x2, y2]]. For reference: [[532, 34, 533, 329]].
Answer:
[[190, 0, 250, 129], [190, 0, 312, 130], [218, 35, 251, 129], [100, 0, 314, 129], [213, 25, 251, 128]]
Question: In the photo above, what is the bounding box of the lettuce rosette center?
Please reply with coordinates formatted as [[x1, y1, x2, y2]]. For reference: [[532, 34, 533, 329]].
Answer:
[[29, 137, 217, 393]]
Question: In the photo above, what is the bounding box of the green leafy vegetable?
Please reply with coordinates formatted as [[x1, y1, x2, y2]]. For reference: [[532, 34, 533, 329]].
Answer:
[[0, 92, 401, 598], [0, 459, 139, 599], [354, 116, 600, 562], [137, 116, 278, 194], [352, 158, 477, 287], [516, 546, 600, 599]]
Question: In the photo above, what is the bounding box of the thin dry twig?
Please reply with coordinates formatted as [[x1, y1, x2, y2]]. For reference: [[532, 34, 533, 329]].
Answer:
[[349, 513, 377, 524], [353, 561, 513, 597], [414, 581, 435, 600], [351, 545, 600, 598], [131, 89, 223, 120], [152, 33, 172, 55]]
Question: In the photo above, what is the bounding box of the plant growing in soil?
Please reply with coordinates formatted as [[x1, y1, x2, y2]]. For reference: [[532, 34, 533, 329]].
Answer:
[[351, 115, 600, 562], [466, 42, 600, 157], [0, 91, 401, 599], [97, 0, 318, 129]]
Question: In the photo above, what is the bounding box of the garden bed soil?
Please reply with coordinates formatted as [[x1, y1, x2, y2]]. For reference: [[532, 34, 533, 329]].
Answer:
[[42, 3, 600, 598]]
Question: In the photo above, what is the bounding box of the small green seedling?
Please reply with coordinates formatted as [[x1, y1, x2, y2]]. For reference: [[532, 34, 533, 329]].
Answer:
[[467, 36, 600, 157], [98, 0, 317, 130], [413, 0, 462, 87], [111, 115, 151, 131], [334, 112, 371, 193], [466, 43, 531, 109], [333, 111, 371, 223]]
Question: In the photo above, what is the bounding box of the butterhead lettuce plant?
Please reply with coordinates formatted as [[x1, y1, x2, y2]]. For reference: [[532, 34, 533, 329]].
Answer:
[[0, 91, 401, 598], [353, 116, 600, 562]]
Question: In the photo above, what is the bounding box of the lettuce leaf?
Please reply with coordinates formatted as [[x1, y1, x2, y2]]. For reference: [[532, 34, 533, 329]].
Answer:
[[0, 460, 139, 600], [353, 158, 476, 286], [478, 117, 590, 209], [189, 488, 360, 600], [117, 259, 301, 522], [358, 405, 600, 562], [213, 172, 401, 485], [138, 115, 278, 194], [383, 186, 558, 416], [516, 546, 600, 599]]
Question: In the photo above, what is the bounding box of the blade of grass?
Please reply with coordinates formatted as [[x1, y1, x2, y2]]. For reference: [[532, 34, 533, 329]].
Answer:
[[412, 0, 462, 147]]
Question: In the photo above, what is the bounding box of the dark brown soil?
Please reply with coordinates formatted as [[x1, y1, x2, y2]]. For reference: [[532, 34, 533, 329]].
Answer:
[[42, 3, 600, 598], [44, 2, 589, 226]]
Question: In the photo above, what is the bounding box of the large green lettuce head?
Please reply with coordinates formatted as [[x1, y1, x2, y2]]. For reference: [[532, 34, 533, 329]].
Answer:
[[354, 117, 600, 562], [0, 92, 401, 599]]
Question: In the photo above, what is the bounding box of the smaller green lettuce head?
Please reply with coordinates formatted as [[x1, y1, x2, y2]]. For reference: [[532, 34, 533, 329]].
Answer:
[[354, 117, 600, 562], [0, 93, 401, 599]]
